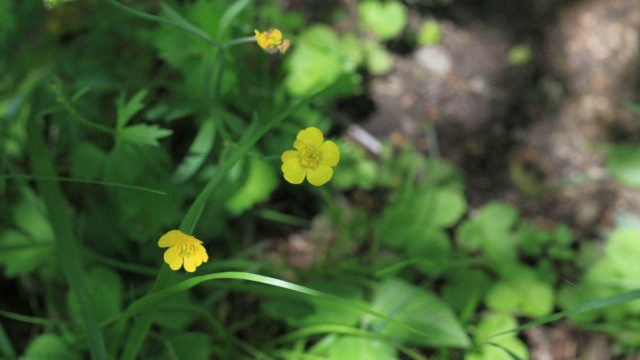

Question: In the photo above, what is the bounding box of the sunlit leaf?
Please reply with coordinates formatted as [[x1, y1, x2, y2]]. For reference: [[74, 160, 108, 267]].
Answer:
[[368, 278, 470, 348]]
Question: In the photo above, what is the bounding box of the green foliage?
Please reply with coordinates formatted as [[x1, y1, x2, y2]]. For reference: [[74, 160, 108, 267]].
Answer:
[[3, 1, 640, 359], [368, 278, 470, 348], [604, 143, 640, 187], [418, 18, 442, 46], [359, 1, 408, 40]]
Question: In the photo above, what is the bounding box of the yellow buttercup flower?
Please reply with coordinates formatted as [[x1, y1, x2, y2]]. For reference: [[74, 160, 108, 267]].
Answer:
[[281, 127, 340, 186], [158, 230, 209, 273], [254, 28, 291, 54]]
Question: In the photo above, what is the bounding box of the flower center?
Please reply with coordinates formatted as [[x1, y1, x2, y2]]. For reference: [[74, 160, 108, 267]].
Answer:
[[299, 145, 323, 168], [179, 242, 192, 256]]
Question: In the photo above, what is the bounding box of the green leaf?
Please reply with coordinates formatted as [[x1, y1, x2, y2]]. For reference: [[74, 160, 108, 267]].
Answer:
[[115, 90, 149, 129], [442, 269, 491, 317], [0, 230, 52, 278], [285, 26, 343, 97], [327, 335, 397, 360], [466, 314, 527, 360], [432, 189, 467, 227], [70, 142, 107, 179], [605, 227, 640, 279], [605, 143, 640, 187], [418, 19, 441, 46], [21, 334, 79, 360], [364, 40, 393, 76], [172, 117, 216, 184], [119, 124, 172, 147], [225, 156, 278, 215], [359, 1, 408, 40], [368, 278, 470, 348], [264, 281, 365, 328], [486, 265, 554, 317], [169, 332, 211, 360], [68, 267, 123, 323]]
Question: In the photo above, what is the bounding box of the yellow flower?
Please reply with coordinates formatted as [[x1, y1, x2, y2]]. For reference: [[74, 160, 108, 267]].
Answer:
[[158, 230, 209, 273], [254, 29, 291, 54], [281, 127, 340, 186]]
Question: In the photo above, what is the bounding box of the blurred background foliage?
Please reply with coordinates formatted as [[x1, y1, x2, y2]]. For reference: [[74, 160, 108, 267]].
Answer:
[[2, 1, 640, 359]]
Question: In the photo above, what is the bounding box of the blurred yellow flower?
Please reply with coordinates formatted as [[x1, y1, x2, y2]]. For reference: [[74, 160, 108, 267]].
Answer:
[[281, 127, 340, 186], [158, 230, 208, 273], [254, 29, 291, 54]]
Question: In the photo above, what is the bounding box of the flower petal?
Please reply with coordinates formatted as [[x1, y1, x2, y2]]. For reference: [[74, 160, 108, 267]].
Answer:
[[183, 244, 208, 273], [163, 247, 183, 271], [320, 140, 340, 167], [282, 154, 307, 184], [295, 127, 324, 148], [306, 163, 333, 186], [158, 230, 182, 248]]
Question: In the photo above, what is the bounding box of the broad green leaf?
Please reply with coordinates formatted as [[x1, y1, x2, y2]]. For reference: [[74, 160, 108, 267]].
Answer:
[[119, 124, 172, 147], [169, 333, 211, 360], [432, 189, 467, 227], [264, 281, 365, 328], [365, 40, 393, 76], [285, 25, 343, 97], [226, 156, 278, 215], [359, 1, 408, 40], [466, 314, 527, 360], [70, 142, 106, 179], [368, 278, 470, 348], [21, 334, 79, 360], [606, 227, 640, 279], [115, 90, 149, 129], [605, 144, 640, 187], [153, 292, 199, 331], [68, 267, 123, 323], [476, 202, 518, 232], [486, 264, 554, 317], [327, 335, 397, 360]]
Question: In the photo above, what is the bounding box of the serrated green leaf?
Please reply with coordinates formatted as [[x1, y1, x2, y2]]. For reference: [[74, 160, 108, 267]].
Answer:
[[115, 90, 149, 129], [119, 124, 172, 147]]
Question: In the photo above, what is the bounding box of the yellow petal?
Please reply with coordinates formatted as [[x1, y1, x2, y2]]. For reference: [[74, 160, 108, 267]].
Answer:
[[183, 244, 208, 272], [282, 154, 306, 184], [320, 140, 340, 167], [270, 29, 283, 43], [281, 149, 298, 162], [158, 230, 182, 248], [306, 163, 333, 186], [296, 127, 324, 148], [163, 247, 183, 271]]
